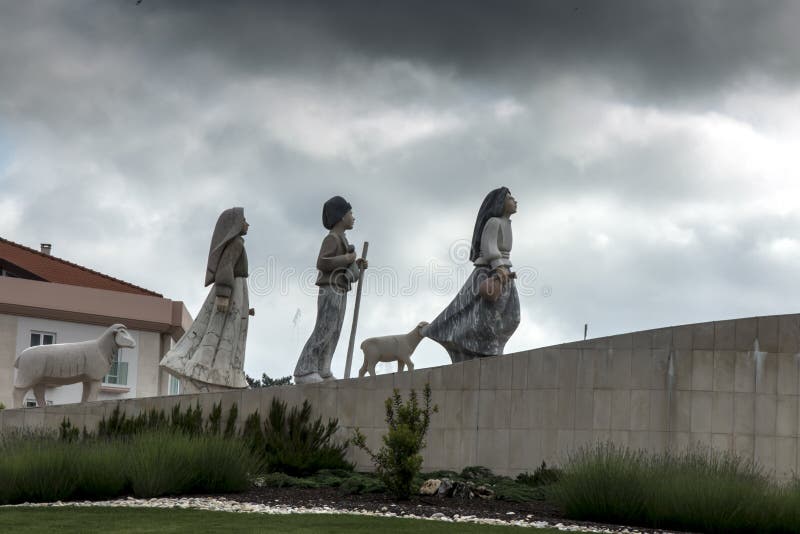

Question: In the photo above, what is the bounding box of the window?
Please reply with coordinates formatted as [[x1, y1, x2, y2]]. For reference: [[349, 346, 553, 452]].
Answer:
[[24, 398, 52, 407], [103, 352, 128, 385], [168, 374, 181, 395], [30, 331, 56, 346]]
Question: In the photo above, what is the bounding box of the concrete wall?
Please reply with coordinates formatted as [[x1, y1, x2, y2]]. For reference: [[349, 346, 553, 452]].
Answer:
[[3, 313, 800, 479]]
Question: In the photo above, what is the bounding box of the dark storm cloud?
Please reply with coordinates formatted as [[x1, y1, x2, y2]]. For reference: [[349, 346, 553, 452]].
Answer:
[[109, 0, 800, 103]]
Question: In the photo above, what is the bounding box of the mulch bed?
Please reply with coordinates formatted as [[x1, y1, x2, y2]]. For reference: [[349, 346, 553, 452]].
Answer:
[[219, 486, 687, 533]]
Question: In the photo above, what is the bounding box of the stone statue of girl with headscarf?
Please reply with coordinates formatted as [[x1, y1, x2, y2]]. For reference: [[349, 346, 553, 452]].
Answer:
[[160, 207, 251, 392], [294, 196, 366, 384], [423, 187, 520, 362]]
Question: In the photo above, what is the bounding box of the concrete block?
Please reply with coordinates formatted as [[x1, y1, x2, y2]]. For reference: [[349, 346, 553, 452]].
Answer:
[[372, 389, 394, 427], [629, 430, 649, 451], [444, 390, 464, 429], [650, 390, 668, 432], [777, 353, 799, 396], [441, 362, 464, 390], [541, 430, 560, 466], [355, 388, 377, 427], [711, 433, 733, 454], [671, 432, 691, 452], [429, 367, 445, 390], [690, 432, 711, 449], [734, 351, 756, 393], [652, 328, 673, 350], [594, 350, 612, 389], [540, 349, 560, 388], [480, 356, 512, 390], [648, 431, 668, 454], [673, 325, 693, 350], [672, 390, 691, 432], [757, 316, 780, 353], [734, 392, 755, 434], [779, 314, 800, 353], [574, 429, 593, 450], [610, 430, 630, 448], [527, 350, 543, 389], [557, 429, 575, 460], [317, 387, 338, 423], [713, 351, 735, 392], [444, 428, 477, 468], [611, 390, 631, 431], [631, 348, 652, 389], [632, 330, 651, 350], [755, 436, 776, 472], [630, 389, 650, 431], [693, 322, 715, 350], [477, 428, 510, 471], [509, 429, 540, 469], [507, 389, 527, 430], [734, 434, 755, 460], [711, 392, 734, 434], [558, 349, 579, 389], [609, 333, 633, 350], [423, 428, 446, 470], [610, 349, 632, 389], [475, 389, 500, 430], [336, 388, 358, 428], [673, 349, 693, 391], [394, 369, 412, 391], [461, 390, 480, 429], [692, 350, 714, 391], [411, 367, 433, 390], [736, 317, 758, 351], [511, 353, 528, 389], [541, 389, 559, 430], [557, 388, 576, 430], [714, 320, 736, 350], [494, 390, 512, 429], [462, 359, 480, 390], [755, 395, 778, 436], [777, 395, 798, 437], [593, 390, 612, 430], [755, 353, 777, 395], [576, 349, 595, 388], [651, 349, 670, 390], [691, 391, 713, 433], [776, 437, 797, 479], [575, 389, 594, 430]]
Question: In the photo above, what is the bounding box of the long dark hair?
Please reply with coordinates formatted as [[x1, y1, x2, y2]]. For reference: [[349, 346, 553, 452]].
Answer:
[[469, 187, 510, 262]]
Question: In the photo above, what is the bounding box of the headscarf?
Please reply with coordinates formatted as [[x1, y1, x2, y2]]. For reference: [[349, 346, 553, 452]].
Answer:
[[205, 207, 246, 286], [322, 196, 352, 230], [469, 187, 510, 262]]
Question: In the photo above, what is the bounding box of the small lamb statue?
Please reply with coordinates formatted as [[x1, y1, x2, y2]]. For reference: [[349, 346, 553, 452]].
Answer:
[[13, 324, 136, 408], [358, 321, 429, 378]]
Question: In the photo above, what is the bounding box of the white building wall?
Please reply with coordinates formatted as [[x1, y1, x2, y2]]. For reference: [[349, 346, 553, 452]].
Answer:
[[8, 316, 148, 406]]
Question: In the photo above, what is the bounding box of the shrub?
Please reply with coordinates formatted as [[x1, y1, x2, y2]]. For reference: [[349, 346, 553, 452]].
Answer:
[[0, 428, 257, 504], [553, 443, 787, 533], [246, 398, 353, 476], [352, 383, 438, 500], [516, 461, 563, 487]]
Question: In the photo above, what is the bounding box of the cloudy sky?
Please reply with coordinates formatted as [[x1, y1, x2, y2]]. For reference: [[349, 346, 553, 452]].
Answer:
[[2, 0, 800, 380]]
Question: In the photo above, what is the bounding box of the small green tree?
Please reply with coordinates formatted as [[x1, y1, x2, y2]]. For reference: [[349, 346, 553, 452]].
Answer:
[[352, 383, 438, 499]]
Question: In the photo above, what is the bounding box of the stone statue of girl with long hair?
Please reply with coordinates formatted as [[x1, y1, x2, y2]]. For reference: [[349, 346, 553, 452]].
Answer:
[[423, 187, 521, 361], [160, 207, 251, 393]]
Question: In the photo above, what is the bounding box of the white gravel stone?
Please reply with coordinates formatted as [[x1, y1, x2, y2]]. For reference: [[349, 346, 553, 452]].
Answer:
[[1, 497, 661, 532]]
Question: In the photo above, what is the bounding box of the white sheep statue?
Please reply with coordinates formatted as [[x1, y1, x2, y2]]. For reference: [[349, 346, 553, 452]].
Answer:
[[12, 324, 136, 408], [358, 321, 429, 378]]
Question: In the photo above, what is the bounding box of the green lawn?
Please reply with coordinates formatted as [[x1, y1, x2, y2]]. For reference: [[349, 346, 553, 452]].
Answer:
[[0, 507, 561, 533]]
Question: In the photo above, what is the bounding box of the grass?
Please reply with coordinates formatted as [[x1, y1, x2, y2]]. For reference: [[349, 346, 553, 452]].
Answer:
[[0, 430, 258, 504], [0, 507, 556, 533], [553, 442, 800, 534]]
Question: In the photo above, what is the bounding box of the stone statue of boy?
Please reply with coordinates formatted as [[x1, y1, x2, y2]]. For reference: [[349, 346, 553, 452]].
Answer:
[[294, 196, 366, 384]]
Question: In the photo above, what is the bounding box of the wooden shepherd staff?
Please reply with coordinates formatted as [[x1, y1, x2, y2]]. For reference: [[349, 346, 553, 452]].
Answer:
[[344, 241, 369, 379]]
